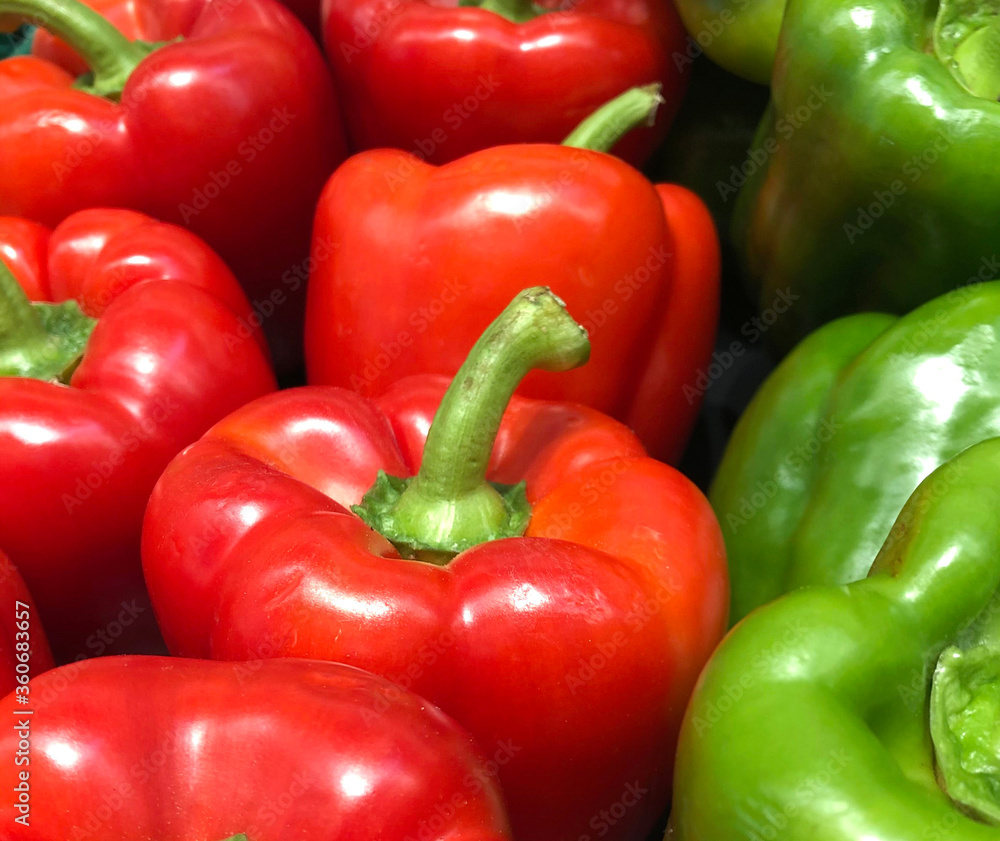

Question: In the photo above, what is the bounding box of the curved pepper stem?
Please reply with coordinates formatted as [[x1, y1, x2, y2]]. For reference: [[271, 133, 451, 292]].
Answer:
[[562, 84, 664, 153], [456, 0, 544, 24], [0, 0, 159, 101], [353, 287, 590, 563], [0, 259, 96, 382]]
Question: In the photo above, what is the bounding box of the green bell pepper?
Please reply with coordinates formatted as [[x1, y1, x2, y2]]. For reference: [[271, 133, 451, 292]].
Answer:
[[712, 280, 1000, 624], [672, 0, 781, 85], [671, 437, 1000, 840], [652, 57, 770, 246], [727, 0, 1000, 348]]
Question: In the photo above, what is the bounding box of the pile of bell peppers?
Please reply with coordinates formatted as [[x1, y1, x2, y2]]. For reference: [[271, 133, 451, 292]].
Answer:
[[1, 0, 1000, 837]]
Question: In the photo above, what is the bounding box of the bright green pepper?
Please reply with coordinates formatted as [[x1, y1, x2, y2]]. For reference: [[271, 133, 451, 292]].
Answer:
[[672, 0, 781, 85], [712, 281, 1000, 624], [671, 437, 1000, 840], [723, 0, 1000, 348]]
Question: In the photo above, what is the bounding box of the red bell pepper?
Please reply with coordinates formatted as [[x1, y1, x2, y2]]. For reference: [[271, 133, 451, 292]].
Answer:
[[0, 656, 513, 840], [143, 288, 728, 841], [0, 208, 276, 663], [306, 87, 720, 462], [0, 550, 53, 697], [269, 0, 325, 39], [323, 0, 688, 165], [0, 0, 347, 372]]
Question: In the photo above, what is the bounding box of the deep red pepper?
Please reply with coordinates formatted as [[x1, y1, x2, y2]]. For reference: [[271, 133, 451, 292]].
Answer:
[[0, 208, 276, 663], [277, 0, 324, 38], [305, 88, 720, 462], [0, 0, 347, 372], [144, 288, 728, 841], [322, 0, 688, 165], [0, 656, 513, 840], [0, 550, 53, 697]]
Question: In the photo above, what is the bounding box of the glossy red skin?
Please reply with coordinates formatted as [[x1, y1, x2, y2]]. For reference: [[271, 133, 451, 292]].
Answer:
[[0, 656, 513, 840], [2, 0, 348, 373], [0, 209, 276, 663], [0, 550, 54, 697], [305, 146, 720, 462], [142, 380, 729, 841], [645, 184, 721, 461], [322, 0, 688, 165]]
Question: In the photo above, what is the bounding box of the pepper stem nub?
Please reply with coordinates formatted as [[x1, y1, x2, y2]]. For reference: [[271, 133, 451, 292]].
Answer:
[[456, 0, 544, 24], [353, 287, 590, 563], [0, 259, 97, 382], [934, 0, 1000, 102], [0, 0, 163, 101], [562, 84, 664, 153]]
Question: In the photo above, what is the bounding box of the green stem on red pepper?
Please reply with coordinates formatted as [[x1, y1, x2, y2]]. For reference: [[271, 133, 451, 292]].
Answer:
[[0, 258, 96, 382], [353, 286, 590, 563], [456, 0, 545, 25], [562, 84, 665, 153], [0, 0, 165, 101]]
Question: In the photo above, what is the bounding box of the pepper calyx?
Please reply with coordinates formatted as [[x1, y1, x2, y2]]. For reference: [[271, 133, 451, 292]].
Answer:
[[933, 0, 1000, 102], [931, 641, 1000, 824]]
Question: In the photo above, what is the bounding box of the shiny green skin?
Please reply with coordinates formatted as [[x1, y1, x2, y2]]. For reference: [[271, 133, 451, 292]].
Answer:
[[673, 0, 782, 84], [712, 281, 1000, 624], [670, 438, 1000, 841], [733, 0, 1000, 348]]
